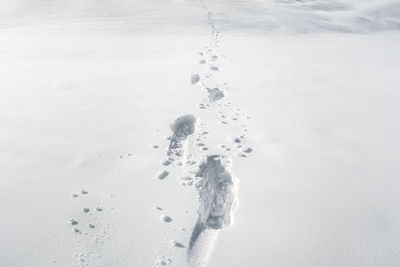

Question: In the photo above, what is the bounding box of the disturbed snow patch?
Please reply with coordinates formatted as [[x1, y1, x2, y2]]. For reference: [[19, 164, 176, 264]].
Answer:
[[187, 155, 238, 266], [168, 114, 196, 157]]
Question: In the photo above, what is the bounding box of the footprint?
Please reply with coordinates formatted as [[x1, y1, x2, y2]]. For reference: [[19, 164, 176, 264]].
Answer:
[[162, 215, 173, 223], [168, 114, 197, 157], [210, 66, 219, 71], [82, 208, 90, 213], [182, 180, 194, 186], [207, 88, 224, 102], [199, 60, 206, 64], [155, 257, 172, 266], [194, 155, 237, 229], [219, 144, 231, 151], [72, 193, 79, 198], [173, 240, 185, 248], [232, 138, 241, 143], [70, 219, 78, 225], [181, 176, 194, 186], [242, 147, 253, 153], [161, 159, 172, 166], [81, 189, 88, 195], [73, 228, 81, 234], [96, 207, 103, 212], [191, 74, 200, 84], [88, 224, 95, 229], [157, 170, 170, 180], [187, 155, 238, 265]]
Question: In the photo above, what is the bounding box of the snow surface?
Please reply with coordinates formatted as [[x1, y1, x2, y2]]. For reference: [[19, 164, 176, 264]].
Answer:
[[1, 0, 400, 266]]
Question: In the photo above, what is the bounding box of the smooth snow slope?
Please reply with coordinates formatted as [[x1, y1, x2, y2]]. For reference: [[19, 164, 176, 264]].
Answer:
[[0, 0, 400, 266]]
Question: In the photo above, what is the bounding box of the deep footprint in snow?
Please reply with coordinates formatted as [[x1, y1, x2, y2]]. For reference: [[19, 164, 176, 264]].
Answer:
[[168, 114, 197, 158], [187, 155, 238, 266], [207, 88, 224, 102], [194, 155, 237, 229]]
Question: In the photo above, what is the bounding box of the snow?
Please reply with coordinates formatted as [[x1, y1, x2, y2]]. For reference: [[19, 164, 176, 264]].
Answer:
[[1, 0, 400, 266]]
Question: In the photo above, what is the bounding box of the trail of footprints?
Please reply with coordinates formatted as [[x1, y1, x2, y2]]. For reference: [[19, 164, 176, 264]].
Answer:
[[69, 189, 104, 234], [69, 189, 113, 265], [154, 2, 252, 266]]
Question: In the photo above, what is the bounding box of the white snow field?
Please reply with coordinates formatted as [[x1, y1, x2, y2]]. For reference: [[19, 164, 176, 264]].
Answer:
[[1, 0, 400, 266]]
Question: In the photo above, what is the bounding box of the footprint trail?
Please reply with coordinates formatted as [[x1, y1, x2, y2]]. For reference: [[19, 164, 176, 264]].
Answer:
[[154, 0, 253, 266]]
